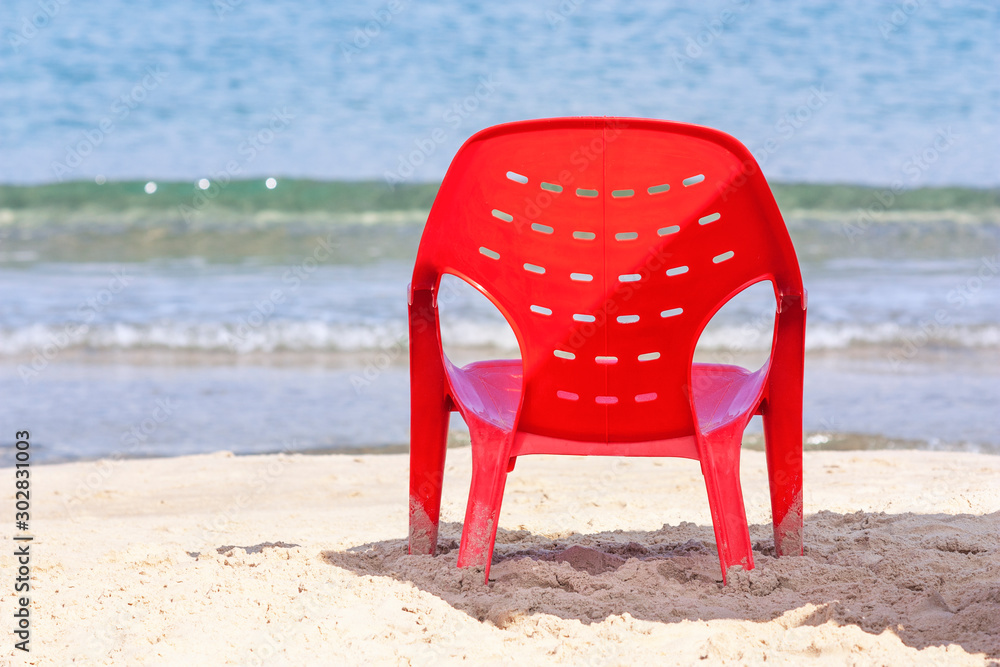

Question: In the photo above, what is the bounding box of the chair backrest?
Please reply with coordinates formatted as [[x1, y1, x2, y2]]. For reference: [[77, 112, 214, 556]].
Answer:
[[413, 117, 803, 444]]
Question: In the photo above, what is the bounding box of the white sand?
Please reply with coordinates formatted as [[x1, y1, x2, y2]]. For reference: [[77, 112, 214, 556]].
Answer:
[[2, 448, 999, 665]]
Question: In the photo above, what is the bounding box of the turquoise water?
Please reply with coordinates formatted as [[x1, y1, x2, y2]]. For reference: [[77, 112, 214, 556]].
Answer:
[[0, 2, 998, 462]]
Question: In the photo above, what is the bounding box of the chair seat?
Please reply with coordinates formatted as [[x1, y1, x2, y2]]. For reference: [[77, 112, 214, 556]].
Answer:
[[445, 358, 769, 439], [444, 358, 522, 430], [690, 362, 770, 433]]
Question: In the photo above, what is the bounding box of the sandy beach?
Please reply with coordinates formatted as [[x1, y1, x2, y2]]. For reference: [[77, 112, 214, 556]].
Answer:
[[1, 447, 997, 665], [4, 2, 999, 665]]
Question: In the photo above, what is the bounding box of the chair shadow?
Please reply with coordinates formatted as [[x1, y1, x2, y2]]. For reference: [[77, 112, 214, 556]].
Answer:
[[322, 510, 1000, 660]]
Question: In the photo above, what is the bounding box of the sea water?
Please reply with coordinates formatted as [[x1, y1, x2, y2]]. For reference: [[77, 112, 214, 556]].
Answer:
[[1, 1, 997, 186], [0, 207, 997, 463], [0, 2, 997, 463]]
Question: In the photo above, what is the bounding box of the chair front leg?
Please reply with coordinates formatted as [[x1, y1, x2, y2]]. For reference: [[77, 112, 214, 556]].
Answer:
[[456, 415, 516, 584], [698, 422, 755, 583]]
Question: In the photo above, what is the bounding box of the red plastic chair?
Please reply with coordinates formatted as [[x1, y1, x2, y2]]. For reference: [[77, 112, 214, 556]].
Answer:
[[408, 117, 807, 584]]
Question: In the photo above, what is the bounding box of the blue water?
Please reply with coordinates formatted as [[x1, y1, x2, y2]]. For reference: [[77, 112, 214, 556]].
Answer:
[[1, 247, 998, 463], [1, 1, 997, 186], [1, 1, 998, 463], [1, 254, 999, 357]]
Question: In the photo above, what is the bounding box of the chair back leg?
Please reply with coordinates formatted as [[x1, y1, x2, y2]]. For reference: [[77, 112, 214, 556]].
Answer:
[[763, 299, 806, 557], [408, 288, 450, 556], [762, 394, 804, 557], [408, 397, 450, 555]]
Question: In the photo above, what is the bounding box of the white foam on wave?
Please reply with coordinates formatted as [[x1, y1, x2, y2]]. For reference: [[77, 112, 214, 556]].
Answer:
[[0, 320, 997, 356], [0, 320, 519, 355]]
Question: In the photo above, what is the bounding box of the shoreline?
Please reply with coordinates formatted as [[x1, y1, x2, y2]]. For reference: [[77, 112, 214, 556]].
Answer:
[[13, 429, 997, 468], [7, 420, 1000, 468]]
